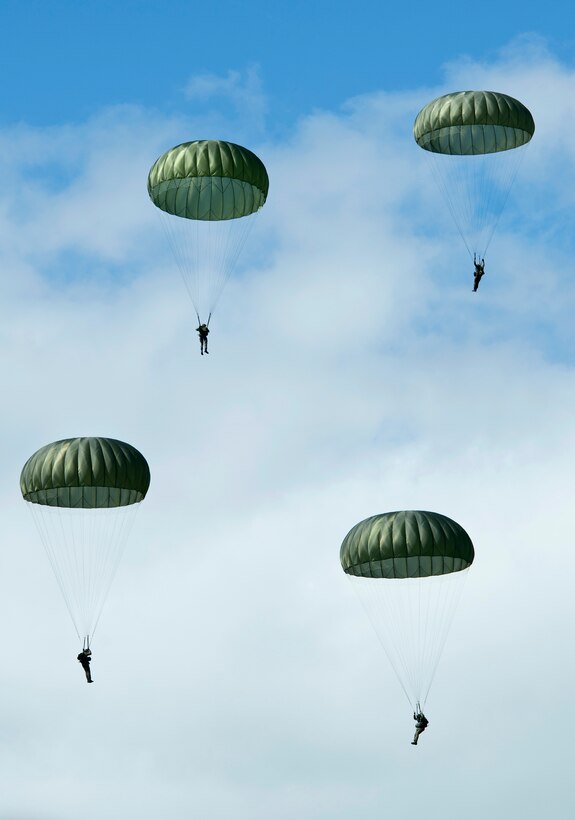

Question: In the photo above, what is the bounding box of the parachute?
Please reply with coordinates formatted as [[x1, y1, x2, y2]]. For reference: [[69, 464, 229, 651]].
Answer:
[[414, 90, 535, 260], [148, 139, 269, 324], [21, 437, 150, 648], [340, 510, 474, 709]]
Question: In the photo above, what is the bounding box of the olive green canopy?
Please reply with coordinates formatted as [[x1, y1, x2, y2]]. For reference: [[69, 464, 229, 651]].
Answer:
[[413, 91, 535, 155], [20, 437, 150, 508], [340, 510, 474, 579], [148, 139, 269, 221]]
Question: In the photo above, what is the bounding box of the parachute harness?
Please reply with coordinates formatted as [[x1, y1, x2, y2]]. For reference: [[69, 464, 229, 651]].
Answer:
[[195, 311, 211, 328]]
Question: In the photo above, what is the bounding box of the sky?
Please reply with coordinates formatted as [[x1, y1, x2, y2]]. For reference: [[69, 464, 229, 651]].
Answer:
[[1, 2, 575, 818]]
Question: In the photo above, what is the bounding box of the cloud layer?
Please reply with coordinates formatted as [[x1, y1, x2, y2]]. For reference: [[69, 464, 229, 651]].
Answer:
[[1, 40, 574, 820]]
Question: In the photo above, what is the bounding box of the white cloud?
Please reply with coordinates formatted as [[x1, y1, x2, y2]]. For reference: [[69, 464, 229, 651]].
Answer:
[[185, 66, 267, 135], [1, 40, 575, 819]]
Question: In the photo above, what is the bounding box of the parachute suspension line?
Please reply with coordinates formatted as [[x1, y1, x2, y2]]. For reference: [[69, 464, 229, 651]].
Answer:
[[354, 574, 433, 709], [420, 568, 470, 707], [89, 503, 142, 641], [417, 573, 438, 707], [407, 572, 466, 709], [204, 206, 254, 313], [350, 569, 471, 710], [27, 502, 141, 642], [158, 209, 202, 312], [156, 183, 258, 321], [481, 143, 529, 258], [348, 575, 414, 709], [378, 576, 417, 704], [416, 571, 427, 703], [401, 576, 421, 702], [429, 144, 529, 263], [27, 504, 82, 642], [429, 156, 474, 260], [389, 580, 415, 703]]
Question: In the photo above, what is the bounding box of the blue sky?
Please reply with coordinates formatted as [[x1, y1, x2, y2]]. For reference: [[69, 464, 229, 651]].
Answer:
[[2, 3, 575, 819], [0, 0, 571, 131]]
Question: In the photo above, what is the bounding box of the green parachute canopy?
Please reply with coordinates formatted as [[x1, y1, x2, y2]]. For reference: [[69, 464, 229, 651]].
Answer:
[[147, 139, 269, 322], [20, 436, 150, 508], [148, 139, 269, 221], [341, 509, 474, 709], [413, 90, 534, 259], [340, 509, 474, 579], [413, 90, 535, 155], [21, 437, 150, 646]]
